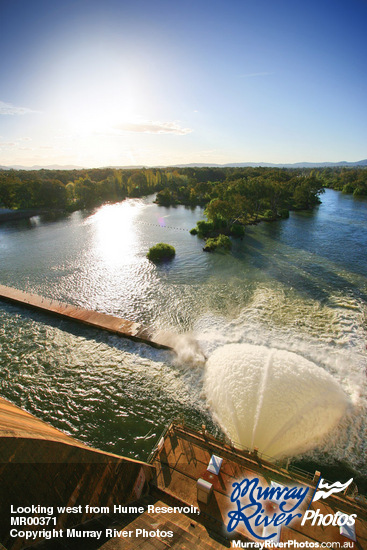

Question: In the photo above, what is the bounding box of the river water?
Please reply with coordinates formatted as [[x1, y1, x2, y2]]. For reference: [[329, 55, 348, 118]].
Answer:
[[0, 189, 366, 483]]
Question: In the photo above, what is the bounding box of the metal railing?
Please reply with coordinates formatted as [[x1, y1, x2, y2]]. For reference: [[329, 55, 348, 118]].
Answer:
[[147, 422, 172, 463]]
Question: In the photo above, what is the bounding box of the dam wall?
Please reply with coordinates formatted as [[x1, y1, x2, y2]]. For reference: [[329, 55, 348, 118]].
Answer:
[[0, 284, 171, 350], [0, 397, 154, 549]]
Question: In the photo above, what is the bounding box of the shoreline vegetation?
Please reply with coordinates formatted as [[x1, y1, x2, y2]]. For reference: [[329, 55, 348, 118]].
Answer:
[[1, 168, 366, 242]]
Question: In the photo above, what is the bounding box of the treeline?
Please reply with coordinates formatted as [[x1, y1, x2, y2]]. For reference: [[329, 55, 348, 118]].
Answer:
[[313, 167, 367, 196], [0, 168, 170, 211], [0, 166, 229, 211], [168, 168, 325, 240], [157, 167, 324, 211], [0, 166, 366, 216]]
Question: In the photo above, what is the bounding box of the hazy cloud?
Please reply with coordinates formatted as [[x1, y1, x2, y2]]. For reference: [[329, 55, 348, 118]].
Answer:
[[0, 141, 17, 147], [0, 100, 38, 115], [115, 120, 192, 135], [0, 139, 35, 150]]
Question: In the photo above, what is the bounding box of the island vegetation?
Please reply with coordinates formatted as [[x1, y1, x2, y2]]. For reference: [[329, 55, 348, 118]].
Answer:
[[203, 234, 232, 252], [147, 243, 176, 262]]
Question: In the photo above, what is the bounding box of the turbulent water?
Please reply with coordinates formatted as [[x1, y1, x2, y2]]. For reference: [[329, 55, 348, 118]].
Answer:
[[0, 189, 366, 483]]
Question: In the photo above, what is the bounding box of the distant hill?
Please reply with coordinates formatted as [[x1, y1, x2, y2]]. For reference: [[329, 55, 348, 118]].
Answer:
[[170, 159, 367, 169], [0, 164, 85, 170], [0, 159, 366, 171]]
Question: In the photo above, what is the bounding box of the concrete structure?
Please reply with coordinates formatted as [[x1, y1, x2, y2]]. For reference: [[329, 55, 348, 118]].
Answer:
[[150, 423, 367, 547], [0, 284, 171, 350], [0, 397, 154, 550], [1, 400, 366, 549]]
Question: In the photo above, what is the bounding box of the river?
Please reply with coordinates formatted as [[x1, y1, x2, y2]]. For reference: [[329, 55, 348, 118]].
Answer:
[[0, 189, 366, 485]]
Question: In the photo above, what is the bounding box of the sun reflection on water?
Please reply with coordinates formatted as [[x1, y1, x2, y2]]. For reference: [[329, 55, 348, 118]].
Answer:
[[88, 200, 143, 268]]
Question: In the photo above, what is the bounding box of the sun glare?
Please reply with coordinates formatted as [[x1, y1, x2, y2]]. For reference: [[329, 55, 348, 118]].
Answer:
[[64, 88, 138, 134], [88, 201, 143, 268]]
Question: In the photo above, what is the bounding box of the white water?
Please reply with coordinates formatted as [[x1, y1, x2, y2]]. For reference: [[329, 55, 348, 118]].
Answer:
[[154, 330, 206, 366], [204, 343, 350, 458]]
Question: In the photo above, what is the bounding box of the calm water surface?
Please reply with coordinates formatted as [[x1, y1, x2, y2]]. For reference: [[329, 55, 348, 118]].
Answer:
[[0, 189, 366, 482]]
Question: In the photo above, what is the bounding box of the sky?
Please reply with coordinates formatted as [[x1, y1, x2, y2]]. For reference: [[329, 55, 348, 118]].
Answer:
[[0, 0, 366, 167]]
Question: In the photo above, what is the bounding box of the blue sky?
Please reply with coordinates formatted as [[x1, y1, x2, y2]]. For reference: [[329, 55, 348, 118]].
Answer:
[[0, 0, 366, 167]]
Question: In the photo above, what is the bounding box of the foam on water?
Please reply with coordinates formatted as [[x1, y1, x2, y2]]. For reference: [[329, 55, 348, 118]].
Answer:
[[154, 330, 206, 366], [204, 343, 350, 458]]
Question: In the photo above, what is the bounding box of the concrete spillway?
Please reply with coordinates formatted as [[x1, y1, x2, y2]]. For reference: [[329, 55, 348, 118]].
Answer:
[[0, 284, 171, 350], [0, 396, 154, 550]]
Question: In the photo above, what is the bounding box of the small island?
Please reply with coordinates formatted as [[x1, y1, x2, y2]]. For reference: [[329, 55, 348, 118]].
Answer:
[[147, 243, 176, 262]]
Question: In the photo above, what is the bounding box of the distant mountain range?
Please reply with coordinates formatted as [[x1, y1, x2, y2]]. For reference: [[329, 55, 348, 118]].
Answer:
[[0, 164, 86, 171], [1, 159, 366, 171], [173, 159, 367, 169]]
